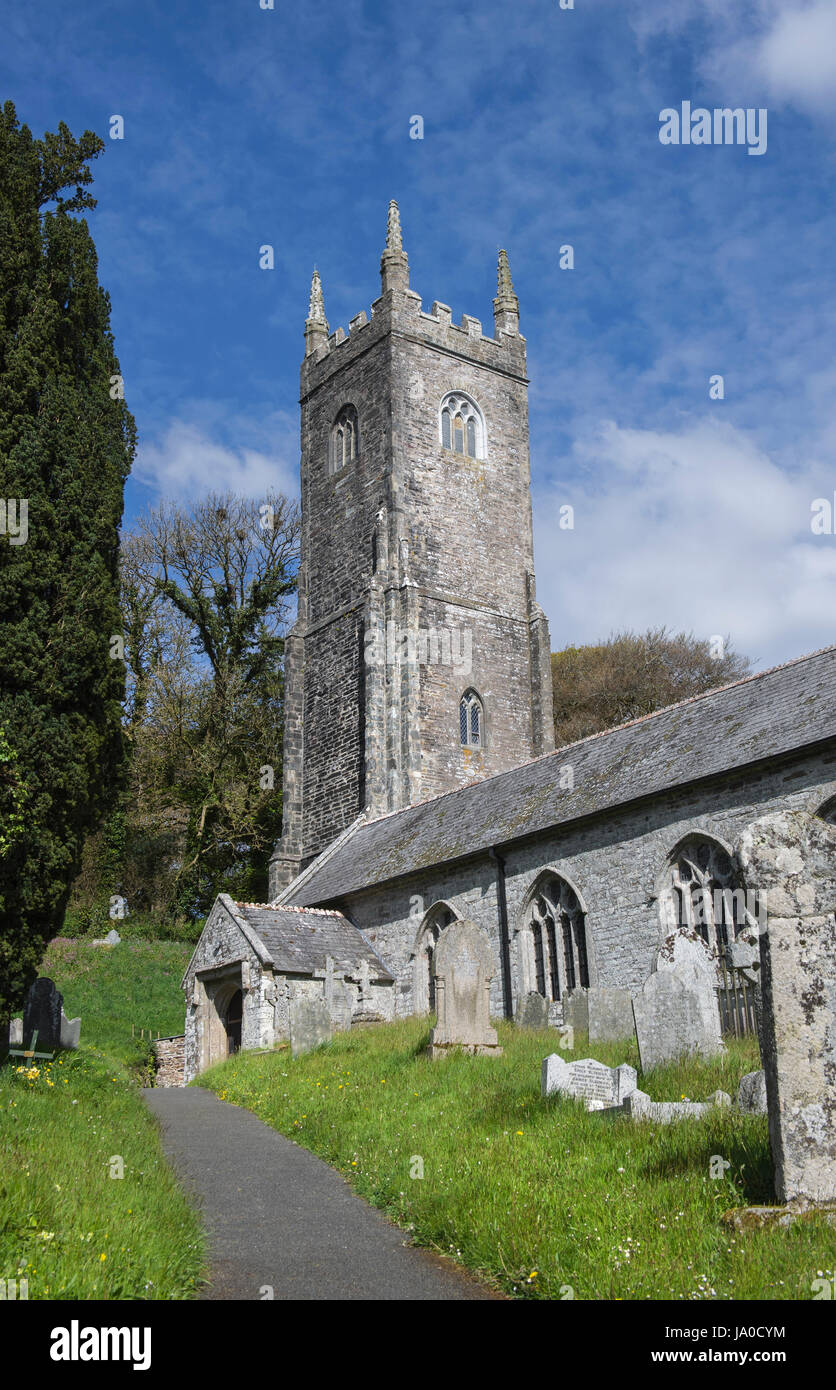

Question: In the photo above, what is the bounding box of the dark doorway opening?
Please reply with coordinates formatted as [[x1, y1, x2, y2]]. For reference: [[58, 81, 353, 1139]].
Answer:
[[225, 989, 243, 1055]]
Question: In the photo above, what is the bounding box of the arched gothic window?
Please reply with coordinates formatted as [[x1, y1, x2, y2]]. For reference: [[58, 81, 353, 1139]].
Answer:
[[440, 392, 485, 459], [330, 405, 359, 474], [665, 838, 752, 954], [522, 877, 590, 1003], [459, 689, 483, 748], [413, 905, 457, 1014]]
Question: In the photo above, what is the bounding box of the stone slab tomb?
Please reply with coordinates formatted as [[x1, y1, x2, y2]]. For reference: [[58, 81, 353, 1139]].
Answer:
[[428, 919, 502, 1059], [623, 1088, 731, 1124], [737, 810, 836, 1206]]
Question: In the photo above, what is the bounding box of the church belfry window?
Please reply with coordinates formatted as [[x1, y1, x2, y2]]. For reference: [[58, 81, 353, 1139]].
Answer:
[[459, 689, 483, 749], [439, 392, 485, 460], [330, 405, 359, 475]]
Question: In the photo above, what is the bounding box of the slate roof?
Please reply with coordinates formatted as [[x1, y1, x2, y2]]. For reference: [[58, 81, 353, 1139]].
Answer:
[[282, 645, 836, 907], [225, 900, 393, 980]]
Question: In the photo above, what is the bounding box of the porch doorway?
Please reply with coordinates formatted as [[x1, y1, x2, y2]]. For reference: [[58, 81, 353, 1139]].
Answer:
[[225, 989, 243, 1055]]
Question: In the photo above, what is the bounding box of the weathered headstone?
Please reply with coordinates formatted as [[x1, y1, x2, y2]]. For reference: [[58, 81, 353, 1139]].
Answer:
[[289, 995, 332, 1058], [59, 1009, 81, 1050], [9, 1019, 23, 1046], [632, 969, 723, 1073], [427, 919, 502, 1059], [105, 927, 121, 945], [541, 1055, 638, 1111], [737, 1069, 767, 1114], [737, 810, 836, 1205], [562, 987, 588, 1036], [517, 991, 549, 1029], [654, 928, 718, 990], [23, 978, 63, 1051], [587, 986, 636, 1044]]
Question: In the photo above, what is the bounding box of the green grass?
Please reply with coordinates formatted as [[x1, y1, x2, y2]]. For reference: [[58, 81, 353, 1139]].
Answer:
[[197, 1019, 836, 1301], [40, 936, 194, 1076], [0, 936, 206, 1300]]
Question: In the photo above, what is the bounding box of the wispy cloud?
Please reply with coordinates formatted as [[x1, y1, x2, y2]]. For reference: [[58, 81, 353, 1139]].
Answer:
[[534, 416, 836, 668]]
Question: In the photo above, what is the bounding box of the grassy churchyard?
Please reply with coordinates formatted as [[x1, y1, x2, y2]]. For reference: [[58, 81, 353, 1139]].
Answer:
[[198, 1018, 836, 1302], [0, 938, 205, 1300]]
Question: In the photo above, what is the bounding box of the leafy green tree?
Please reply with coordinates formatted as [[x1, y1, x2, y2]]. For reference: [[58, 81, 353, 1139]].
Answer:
[[552, 627, 752, 747], [0, 102, 135, 1015], [0, 726, 26, 858], [66, 493, 299, 925]]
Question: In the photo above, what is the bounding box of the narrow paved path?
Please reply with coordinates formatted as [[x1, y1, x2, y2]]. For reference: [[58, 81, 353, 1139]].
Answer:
[[143, 1086, 500, 1301]]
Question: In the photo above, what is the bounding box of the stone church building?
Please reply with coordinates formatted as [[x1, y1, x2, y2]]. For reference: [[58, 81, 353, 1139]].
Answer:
[[182, 203, 836, 1081]]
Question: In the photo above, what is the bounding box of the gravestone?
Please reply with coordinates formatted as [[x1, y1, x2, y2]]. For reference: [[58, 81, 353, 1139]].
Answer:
[[314, 955, 353, 1032], [734, 1067, 767, 1112], [541, 1054, 638, 1111], [737, 810, 836, 1205], [427, 919, 502, 1059], [289, 995, 332, 1058], [23, 978, 63, 1051], [562, 988, 588, 1036], [351, 957, 385, 1024], [9, 1019, 23, 1046], [91, 927, 121, 946], [517, 991, 549, 1029], [587, 987, 635, 1044], [737, 1069, 767, 1114], [654, 929, 717, 990], [60, 1009, 81, 1050], [632, 969, 723, 1073]]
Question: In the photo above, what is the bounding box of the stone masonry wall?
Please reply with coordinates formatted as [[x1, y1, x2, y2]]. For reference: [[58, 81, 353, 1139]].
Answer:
[[271, 268, 553, 893], [153, 1035, 185, 1088], [335, 749, 836, 1022]]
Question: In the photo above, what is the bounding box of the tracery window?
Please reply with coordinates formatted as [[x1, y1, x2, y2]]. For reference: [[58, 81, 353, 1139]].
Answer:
[[524, 876, 590, 1002], [330, 405, 359, 474], [440, 392, 484, 459], [414, 904, 457, 1014], [666, 838, 749, 954], [459, 689, 483, 748]]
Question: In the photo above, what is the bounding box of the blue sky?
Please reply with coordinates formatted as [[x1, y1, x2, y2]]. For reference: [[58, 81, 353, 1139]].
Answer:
[[5, 0, 836, 667]]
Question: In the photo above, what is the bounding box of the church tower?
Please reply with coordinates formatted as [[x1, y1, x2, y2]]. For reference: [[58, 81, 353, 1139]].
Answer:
[[269, 204, 554, 895]]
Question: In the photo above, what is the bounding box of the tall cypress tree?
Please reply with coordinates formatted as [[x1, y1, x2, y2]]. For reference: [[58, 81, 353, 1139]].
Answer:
[[0, 102, 135, 1016]]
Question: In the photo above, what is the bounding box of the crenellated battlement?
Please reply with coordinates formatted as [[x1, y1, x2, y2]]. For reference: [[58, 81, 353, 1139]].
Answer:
[[302, 202, 526, 391]]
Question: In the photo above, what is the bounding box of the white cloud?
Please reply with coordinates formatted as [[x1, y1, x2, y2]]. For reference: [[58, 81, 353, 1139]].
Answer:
[[134, 416, 299, 504], [533, 416, 836, 668], [629, 0, 836, 116], [712, 2, 836, 113]]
